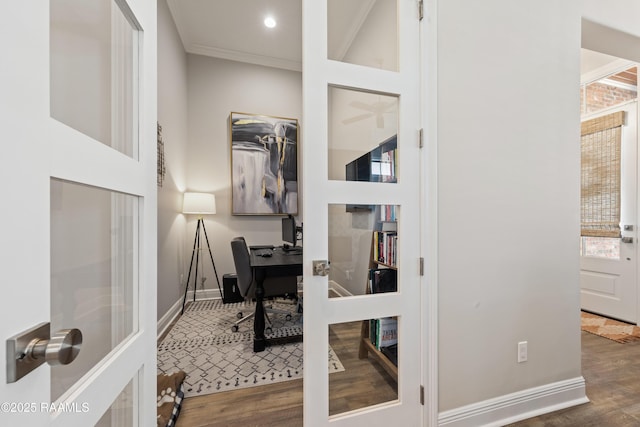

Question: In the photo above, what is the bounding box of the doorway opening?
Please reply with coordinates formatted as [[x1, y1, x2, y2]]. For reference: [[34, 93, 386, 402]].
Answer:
[[579, 50, 639, 325]]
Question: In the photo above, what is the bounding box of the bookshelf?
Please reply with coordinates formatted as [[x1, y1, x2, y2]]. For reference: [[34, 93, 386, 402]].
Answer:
[[346, 137, 399, 381], [358, 210, 398, 382]]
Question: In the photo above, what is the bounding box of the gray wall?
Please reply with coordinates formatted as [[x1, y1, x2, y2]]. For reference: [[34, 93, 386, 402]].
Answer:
[[186, 55, 303, 285], [436, 0, 583, 411], [157, 0, 188, 320]]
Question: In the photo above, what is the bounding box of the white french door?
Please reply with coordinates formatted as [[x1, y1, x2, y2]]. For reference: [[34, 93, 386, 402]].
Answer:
[[303, 0, 423, 425], [581, 101, 638, 324], [0, 1, 157, 425]]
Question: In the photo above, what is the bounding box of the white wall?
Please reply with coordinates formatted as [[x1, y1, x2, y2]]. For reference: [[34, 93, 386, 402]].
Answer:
[[157, 0, 188, 319], [582, 1, 640, 63], [186, 55, 302, 284], [582, 0, 640, 38], [437, 0, 583, 412]]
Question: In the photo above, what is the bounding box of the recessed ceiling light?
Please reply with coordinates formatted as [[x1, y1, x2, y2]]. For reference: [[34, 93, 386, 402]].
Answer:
[[264, 16, 276, 29]]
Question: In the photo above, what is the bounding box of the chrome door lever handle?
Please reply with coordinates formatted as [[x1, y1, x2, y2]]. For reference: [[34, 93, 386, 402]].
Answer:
[[7, 322, 83, 383], [622, 236, 633, 244]]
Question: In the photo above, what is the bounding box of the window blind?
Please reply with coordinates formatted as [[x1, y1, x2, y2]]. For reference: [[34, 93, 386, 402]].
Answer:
[[580, 111, 625, 238]]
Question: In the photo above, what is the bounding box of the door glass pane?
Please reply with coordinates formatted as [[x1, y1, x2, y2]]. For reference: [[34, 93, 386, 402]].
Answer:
[[50, 179, 136, 401], [581, 236, 621, 259], [329, 204, 398, 297], [329, 319, 398, 416], [328, 204, 400, 413], [329, 86, 398, 182], [327, 0, 398, 72], [95, 377, 135, 427], [50, 0, 139, 158]]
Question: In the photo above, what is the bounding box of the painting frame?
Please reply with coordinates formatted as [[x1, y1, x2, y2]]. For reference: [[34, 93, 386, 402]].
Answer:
[[230, 112, 299, 216]]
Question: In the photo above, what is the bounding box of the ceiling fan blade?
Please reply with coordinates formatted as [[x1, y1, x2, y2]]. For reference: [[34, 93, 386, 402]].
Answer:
[[378, 101, 397, 112], [349, 101, 377, 112], [342, 113, 374, 125]]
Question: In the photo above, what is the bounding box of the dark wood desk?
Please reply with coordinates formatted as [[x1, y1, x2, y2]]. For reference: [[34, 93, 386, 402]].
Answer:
[[250, 247, 303, 352]]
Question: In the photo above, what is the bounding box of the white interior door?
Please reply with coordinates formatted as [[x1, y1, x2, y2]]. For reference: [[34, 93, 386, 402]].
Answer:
[[303, 0, 423, 425], [581, 101, 638, 324], [0, 1, 157, 425]]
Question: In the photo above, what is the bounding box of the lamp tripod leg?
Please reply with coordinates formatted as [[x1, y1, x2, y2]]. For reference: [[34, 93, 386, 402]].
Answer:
[[181, 219, 201, 314], [193, 219, 201, 303], [200, 220, 222, 298]]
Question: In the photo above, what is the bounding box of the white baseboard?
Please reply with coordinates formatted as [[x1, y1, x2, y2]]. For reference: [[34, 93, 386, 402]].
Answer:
[[438, 377, 588, 427], [186, 288, 221, 301], [157, 298, 182, 340], [157, 289, 222, 340]]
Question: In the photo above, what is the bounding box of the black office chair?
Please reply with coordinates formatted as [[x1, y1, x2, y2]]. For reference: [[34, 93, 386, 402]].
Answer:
[[230, 237, 298, 333]]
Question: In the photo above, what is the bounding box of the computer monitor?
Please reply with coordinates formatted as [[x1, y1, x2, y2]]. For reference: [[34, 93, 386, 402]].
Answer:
[[282, 215, 297, 247]]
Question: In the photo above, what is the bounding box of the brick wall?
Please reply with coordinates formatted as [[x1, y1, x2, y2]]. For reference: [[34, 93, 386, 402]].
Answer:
[[583, 82, 636, 114], [581, 66, 638, 115]]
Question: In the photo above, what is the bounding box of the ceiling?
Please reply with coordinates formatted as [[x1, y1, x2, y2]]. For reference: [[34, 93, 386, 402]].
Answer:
[[581, 49, 620, 74], [167, 1, 632, 78], [166, 0, 382, 73], [166, 0, 302, 71]]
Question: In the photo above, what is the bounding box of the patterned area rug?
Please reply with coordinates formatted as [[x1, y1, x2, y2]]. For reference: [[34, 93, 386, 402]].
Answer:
[[158, 300, 344, 397], [581, 311, 640, 343]]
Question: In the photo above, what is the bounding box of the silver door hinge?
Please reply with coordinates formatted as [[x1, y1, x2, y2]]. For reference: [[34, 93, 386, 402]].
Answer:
[[419, 128, 424, 148], [418, 0, 424, 21], [419, 257, 424, 276], [420, 385, 425, 405]]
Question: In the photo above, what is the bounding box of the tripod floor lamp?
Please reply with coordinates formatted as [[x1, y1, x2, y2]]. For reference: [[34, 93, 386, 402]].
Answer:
[[181, 192, 222, 314]]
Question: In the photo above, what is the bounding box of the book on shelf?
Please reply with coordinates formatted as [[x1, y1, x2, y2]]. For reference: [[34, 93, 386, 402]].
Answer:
[[380, 205, 397, 222], [369, 268, 397, 293], [370, 319, 378, 348], [380, 343, 398, 367], [373, 231, 397, 266], [368, 317, 398, 351], [380, 148, 397, 183]]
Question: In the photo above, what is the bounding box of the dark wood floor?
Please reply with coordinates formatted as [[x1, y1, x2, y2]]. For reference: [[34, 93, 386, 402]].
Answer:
[[170, 320, 640, 426], [174, 321, 396, 427], [507, 331, 640, 426]]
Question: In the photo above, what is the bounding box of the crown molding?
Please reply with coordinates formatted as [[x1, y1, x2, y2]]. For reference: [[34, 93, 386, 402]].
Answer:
[[187, 44, 302, 73]]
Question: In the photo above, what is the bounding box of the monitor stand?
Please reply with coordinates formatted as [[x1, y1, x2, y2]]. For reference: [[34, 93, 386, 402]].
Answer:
[[282, 244, 302, 253]]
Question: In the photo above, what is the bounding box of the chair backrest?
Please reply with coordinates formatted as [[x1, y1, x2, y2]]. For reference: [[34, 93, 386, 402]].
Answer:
[[230, 237, 254, 298]]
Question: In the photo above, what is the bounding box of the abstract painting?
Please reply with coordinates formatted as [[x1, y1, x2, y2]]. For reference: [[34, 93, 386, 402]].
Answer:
[[230, 112, 298, 215]]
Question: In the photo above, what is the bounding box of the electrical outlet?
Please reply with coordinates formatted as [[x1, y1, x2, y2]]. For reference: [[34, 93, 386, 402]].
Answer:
[[518, 341, 528, 363]]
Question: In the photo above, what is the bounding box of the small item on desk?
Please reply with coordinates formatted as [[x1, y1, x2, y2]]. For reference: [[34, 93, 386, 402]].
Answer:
[[250, 245, 275, 250], [254, 249, 273, 257]]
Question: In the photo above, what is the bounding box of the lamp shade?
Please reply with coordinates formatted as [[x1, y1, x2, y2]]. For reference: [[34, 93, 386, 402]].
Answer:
[[183, 192, 216, 215]]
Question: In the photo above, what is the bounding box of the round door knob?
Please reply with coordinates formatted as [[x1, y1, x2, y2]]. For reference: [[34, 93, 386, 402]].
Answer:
[[313, 260, 331, 276], [27, 328, 83, 366]]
